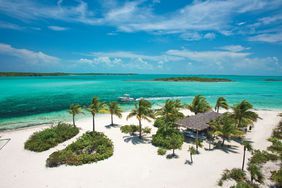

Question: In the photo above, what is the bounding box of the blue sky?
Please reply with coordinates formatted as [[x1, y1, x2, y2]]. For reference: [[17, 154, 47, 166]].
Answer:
[[0, 0, 282, 75]]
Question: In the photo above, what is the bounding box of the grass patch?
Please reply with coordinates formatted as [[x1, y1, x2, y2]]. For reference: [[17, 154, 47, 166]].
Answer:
[[46, 132, 113, 167], [24, 123, 79, 152]]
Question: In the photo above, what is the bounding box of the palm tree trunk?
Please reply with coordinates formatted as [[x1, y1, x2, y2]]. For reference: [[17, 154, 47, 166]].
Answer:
[[217, 107, 219, 113], [209, 140, 211, 150], [111, 113, 113, 125], [172, 149, 175, 156], [222, 138, 225, 147], [73, 115, 75, 127], [138, 119, 142, 139], [242, 147, 246, 170], [190, 153, 193, 163], [196, 130, 199, 152], [92, 115, 95, 132]]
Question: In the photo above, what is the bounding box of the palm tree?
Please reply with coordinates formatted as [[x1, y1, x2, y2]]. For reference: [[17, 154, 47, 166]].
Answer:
[[207, 131, 215, 150], [87, 97, 106, 132], [215, 97, 228, 113], [241, 140, 252, 170], [231, 100, 259, 128], [127, 99, 155, 139], [194, 139, 203, 153], [108, 102, 122, 125], [68, 104, 82, 127], [188, 146, 197, 163], [155, 99, 184, 124], [187, 95, 211, 114], [210, 113, 244, 146]]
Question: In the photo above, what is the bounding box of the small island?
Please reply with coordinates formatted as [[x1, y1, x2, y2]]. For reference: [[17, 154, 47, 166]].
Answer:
[[0, 72, 137, 77], [154, 77, 232, 82], [265, 79, 282, 82]]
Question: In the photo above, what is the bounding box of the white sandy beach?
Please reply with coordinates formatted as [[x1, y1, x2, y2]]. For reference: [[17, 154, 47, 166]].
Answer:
[[0, 109, 280, 188]]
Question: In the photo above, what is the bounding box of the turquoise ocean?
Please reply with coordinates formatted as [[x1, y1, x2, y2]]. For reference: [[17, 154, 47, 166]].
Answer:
[[0, 74, 282, 130]]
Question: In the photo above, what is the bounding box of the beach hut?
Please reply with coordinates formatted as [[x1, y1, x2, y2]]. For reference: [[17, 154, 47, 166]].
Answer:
[[176, 111, 221, 139]]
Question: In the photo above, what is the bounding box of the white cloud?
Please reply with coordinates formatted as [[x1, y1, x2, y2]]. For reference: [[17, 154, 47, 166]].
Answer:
[[48, 26, 68, 31], [1, 0, 281, 40], [219, 45, 250, 52], [0, 43, 59, 64], [166, 48, 281, 72], [248, 33, 282, 43], [0, 21, 23, 30]]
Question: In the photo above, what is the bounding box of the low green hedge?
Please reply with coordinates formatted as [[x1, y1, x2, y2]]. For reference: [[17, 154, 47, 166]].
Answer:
[[24, 123, 79, 152], [46, 132, 114, 167], [120, 125, 151, 135]]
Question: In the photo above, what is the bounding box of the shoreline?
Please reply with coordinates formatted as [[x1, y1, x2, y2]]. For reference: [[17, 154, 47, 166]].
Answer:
[[1, 108, 281, 133], [0, 109, 281, 188]]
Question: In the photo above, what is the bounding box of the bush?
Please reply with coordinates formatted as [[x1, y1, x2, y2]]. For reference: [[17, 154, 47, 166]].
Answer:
[[46, 132, 113, 167], [218, 168, 246, 186], [120, 125, 139, 135], [271, 168, 282, 187], [120, 125, 151, 135], [24, 123, 79, 152], [249, 150, 278, 165], [142, 127, 151, 134], [157, 148, 166, 155], [153, 117, 165, 128]]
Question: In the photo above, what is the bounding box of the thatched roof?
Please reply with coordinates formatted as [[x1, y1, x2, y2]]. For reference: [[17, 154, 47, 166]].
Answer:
[[176, 111, 221, 131]]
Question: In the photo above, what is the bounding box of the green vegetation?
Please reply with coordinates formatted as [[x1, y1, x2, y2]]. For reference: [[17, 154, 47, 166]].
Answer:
[[120, 125, 151, 135], [87, 97, 107, 131], [46, 132, 113, 167], [231, 100, 259, 128], [154, 77, 232, 82], [127, 99, 155, 139], [68, 104, 83, 127], [188, 146, 197, 163], [155, 99, 184, 124], [241, 140, 253, 170], [210, 113, 244, 146], [0, 72, 137, 77], [218, 168, 247, 186], [271, 168, 282, 187], [108, 102, 122, 125], [218, 113, 282, 187], [24, 123, 79, 152], [187, 95, 212, 114], [152, 125, 184, 156], [215, 97, 229, 113], [157, 148, 167, 155]]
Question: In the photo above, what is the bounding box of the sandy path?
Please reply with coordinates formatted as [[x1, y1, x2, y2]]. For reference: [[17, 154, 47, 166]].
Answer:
[[0, 110, 280, 188]]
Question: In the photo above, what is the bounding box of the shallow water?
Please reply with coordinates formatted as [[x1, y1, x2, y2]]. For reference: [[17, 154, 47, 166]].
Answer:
[[0, 74, 282, 130]]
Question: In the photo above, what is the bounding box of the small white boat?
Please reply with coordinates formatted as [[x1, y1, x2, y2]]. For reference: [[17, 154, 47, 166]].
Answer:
[[118, 94, 135, 102]]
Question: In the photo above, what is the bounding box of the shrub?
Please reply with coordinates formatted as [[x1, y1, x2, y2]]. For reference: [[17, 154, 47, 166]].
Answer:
[[157, 148, 166, 155], [142, 127, 151, 134], [46, 132, 113, 167], [249, 150, 278, 165], [271, 168, 282, 187], [218, 168, 246, 186], [153, 117, 165, 128], [120, 125, 139, 135], [24, 123, 79, 152]]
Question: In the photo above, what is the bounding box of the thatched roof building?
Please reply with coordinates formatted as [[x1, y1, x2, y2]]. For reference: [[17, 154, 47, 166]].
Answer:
[[176, 111, 221, 131]]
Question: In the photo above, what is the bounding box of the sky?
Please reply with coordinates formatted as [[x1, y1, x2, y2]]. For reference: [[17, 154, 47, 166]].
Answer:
[[0, 0, 282, 75]]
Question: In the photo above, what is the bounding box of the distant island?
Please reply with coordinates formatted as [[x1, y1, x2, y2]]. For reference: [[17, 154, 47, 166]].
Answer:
[[154, 77, 232, 82], [264, 79, 282, 82], [0, 72, 137, 77]]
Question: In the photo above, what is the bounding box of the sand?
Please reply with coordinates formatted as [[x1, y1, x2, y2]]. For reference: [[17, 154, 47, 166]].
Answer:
[[0, 110, 280, 188]]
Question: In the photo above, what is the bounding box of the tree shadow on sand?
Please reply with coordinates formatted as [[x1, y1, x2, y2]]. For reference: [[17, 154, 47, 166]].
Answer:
[[166, 153, 179, 159], [123, 135, 151, 145], [213, 144, 239, 154], [184, 160, 193, 165], [105, 124, 120, 129]]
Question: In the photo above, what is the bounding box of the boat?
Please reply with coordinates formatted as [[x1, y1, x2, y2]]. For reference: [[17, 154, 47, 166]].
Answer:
[[118, 94, 135, 102]]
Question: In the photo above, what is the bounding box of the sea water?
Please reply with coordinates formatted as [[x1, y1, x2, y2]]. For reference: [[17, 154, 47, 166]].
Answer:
[[0, 74, 282, 130]]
